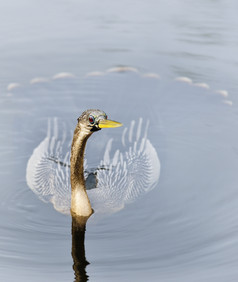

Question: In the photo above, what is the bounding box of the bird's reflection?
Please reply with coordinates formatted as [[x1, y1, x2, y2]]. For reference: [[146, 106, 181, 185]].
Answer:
[[71, 215, 90, 282]]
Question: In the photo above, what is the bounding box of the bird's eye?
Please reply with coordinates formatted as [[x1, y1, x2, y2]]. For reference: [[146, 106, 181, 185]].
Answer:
[[88, 115, 95, 124]]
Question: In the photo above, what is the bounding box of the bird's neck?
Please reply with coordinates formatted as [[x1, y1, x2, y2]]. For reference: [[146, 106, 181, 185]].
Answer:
[[70, 125, 93, 217]]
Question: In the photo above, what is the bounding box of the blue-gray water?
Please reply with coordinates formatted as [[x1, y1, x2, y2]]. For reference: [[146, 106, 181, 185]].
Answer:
[[1, 1, 238, 281]]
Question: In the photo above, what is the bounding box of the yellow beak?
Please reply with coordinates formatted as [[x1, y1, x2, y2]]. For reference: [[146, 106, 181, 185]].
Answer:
[[98, 119, 123, 128]]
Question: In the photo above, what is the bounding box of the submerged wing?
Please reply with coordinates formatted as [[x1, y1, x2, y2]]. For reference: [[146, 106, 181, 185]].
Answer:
[[88, 118, 161, 213], [26, 118, 160, 215]]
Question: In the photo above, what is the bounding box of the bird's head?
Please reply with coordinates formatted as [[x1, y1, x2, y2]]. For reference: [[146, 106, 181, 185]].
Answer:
[[77, 109, 122, 134]]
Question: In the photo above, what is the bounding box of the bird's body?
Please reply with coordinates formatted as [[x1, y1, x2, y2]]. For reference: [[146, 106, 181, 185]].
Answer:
[[70, 109, 122, 217]]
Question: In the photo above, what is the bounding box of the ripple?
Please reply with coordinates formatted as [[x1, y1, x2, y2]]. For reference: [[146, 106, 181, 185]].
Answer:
[[7, 82, 21, 91], [52, 72, 76, 79], [106, 66, 139, 73], [1, 66, 237, 281], [30, 77, 49, 84], [175, 76, 193, 84], [5, 67, 234, 107]]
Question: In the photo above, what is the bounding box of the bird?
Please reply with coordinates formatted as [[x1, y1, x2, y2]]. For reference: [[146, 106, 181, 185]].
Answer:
[[26, 109, 160, 217], [70, 109, 122, 217]]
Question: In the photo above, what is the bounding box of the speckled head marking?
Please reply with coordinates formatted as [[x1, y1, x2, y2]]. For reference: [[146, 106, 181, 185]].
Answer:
[[77, 109, 107, 132]]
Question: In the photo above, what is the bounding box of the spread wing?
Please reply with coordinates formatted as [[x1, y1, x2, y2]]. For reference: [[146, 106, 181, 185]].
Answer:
[[26, 118, 160, 215], [26, 118, 73, 214], [88, 118, 161, 213]]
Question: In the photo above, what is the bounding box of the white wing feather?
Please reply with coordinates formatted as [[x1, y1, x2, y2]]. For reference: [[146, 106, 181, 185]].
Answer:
[[26, 118, 72, 214]]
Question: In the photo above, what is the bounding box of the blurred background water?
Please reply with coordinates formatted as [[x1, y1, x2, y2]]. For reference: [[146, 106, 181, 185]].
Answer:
[[0, 0, 238, 281]]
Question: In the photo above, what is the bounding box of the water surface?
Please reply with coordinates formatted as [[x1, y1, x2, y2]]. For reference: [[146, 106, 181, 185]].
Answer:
[[0, 1, 238, 281]]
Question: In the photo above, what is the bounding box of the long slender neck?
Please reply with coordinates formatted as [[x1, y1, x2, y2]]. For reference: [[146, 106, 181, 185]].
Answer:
[[70, 124, 93, 217], [71, 125, 91, 187]]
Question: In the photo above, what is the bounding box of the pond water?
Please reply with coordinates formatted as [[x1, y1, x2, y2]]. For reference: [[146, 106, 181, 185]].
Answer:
[[0, 1, 238, 281]]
